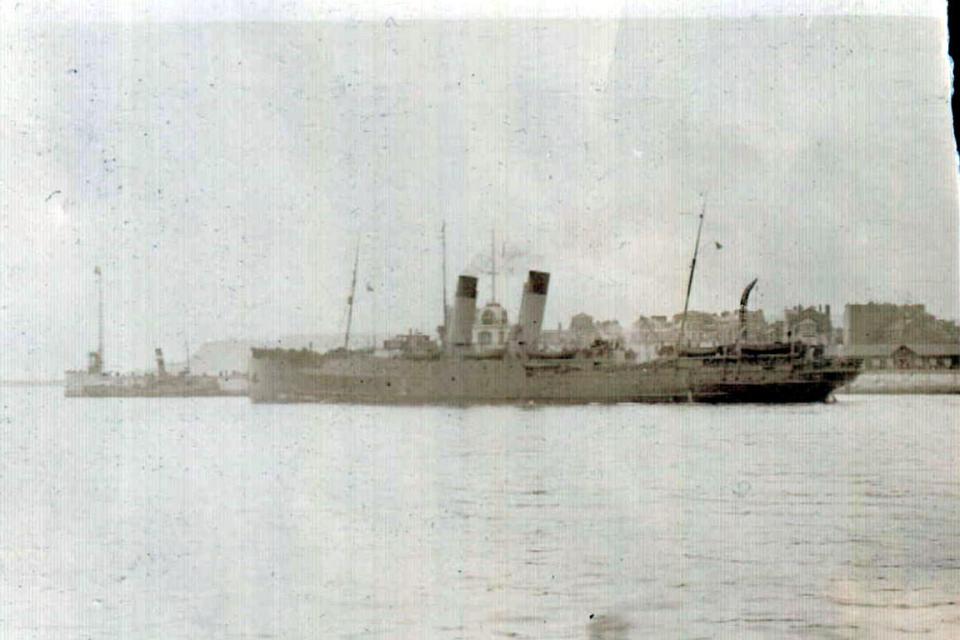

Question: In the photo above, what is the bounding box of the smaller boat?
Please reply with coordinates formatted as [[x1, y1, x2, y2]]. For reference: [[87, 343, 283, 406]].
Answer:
[[64, 267, 246, 397]]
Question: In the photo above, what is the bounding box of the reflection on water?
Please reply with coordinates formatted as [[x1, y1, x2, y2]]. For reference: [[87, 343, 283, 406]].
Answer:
[[0, 389, 958, 638], [586, 613, 631, 639]]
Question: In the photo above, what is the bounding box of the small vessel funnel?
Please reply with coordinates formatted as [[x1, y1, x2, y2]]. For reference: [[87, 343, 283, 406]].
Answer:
[[86, 351, 103, 374], [155, 348, 167, 376], [448, 275, 478, 349], [516, 270, 550, 352]]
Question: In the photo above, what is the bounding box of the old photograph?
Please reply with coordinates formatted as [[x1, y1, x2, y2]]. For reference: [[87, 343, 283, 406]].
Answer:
[[0, 0, 957, 637]]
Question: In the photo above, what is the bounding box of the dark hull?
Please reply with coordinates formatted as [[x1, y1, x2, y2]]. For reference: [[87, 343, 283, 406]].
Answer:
[[248, 349, 860, 405], [690, 381, 842, 403]]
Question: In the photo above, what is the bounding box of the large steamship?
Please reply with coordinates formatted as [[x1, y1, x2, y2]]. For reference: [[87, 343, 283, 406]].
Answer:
[[248, 225, 861, 405]]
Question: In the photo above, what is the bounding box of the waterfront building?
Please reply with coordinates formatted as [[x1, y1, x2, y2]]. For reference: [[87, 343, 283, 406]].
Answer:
[[840, 302, 960, 374], [843, 343, 960, 370], [843, 303, 959, 346], [784, 304, 834, 345]]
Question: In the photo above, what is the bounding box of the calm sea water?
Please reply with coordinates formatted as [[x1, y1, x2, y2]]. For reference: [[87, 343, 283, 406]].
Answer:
[[0, 387, 958, 639]]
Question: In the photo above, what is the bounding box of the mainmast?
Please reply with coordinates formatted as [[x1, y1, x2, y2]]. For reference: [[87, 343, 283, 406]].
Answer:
[[678, 196, 706, 346], [95, 265, 104, 369], [441, 221, 448, 339], [343, 239, 360, 350], [490, 228, 497, 303]]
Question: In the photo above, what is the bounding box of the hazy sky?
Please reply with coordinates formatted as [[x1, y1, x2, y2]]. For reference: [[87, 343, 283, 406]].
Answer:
[[0, 7, 956, 377]]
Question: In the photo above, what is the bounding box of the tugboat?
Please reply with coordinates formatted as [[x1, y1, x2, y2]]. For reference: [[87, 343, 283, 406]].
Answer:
[[65, 267, 243, 397], [65, 347, 225, 398], [248, 220, 860, 405]]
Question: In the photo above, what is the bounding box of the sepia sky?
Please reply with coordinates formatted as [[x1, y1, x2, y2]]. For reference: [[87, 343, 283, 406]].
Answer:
[[0, 2, 956, 378]]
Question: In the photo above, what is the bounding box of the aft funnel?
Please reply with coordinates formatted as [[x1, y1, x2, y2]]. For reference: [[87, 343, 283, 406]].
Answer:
[[448, 275, 479, 349], [516, 271, 550, 352]]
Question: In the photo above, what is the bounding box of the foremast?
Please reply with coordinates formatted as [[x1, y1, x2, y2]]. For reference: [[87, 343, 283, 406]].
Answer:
[[343, 239, 360, 350], [678, 196, 706, 346], [96, 265, 104, 370], [441, 222, 448, 348]]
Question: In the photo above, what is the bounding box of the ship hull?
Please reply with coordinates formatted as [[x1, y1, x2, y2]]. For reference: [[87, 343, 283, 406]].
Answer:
[[65, 386, 229, 398], [248, 349, 859, 405], [64, 371, 243, 398], [688, 380, 844, 403]]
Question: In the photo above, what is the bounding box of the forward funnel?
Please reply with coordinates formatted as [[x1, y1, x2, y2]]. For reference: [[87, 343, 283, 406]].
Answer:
[[448, 275, 478, 350]]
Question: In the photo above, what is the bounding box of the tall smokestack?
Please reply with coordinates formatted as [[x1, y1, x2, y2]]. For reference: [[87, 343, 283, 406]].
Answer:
[[155, 348, 167, 377], [448, 275, 478, 350], [738, 278, 758, 342], [516, 271, 550, 352]]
